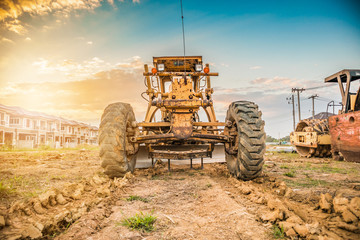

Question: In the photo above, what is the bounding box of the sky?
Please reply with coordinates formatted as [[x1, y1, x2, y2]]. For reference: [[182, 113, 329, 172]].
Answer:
[[0, 0, 359, 138]]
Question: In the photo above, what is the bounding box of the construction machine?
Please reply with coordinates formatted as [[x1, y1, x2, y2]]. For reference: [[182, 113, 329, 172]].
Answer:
[[98, 56, 266, 180], [326, 69, 360, 162], [290, 119, 332, 158], [290, 69, 360, 162]]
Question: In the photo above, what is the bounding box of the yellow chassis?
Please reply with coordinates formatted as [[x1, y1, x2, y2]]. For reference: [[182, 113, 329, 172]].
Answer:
[[290, 131, 331, 148], [131, 56, 233, 160]]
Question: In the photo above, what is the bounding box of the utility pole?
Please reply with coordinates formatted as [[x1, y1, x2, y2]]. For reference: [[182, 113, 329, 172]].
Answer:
[[292, 88, 305, 122], [286, 95, 296, 130], [308, 94, 319, 119]]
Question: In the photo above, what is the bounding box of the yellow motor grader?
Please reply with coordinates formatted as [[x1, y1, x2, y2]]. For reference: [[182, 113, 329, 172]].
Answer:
[[99, 56, 266, 180]]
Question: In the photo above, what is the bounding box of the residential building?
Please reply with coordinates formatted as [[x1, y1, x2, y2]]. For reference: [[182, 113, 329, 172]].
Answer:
[[0, 104, 98, 149]]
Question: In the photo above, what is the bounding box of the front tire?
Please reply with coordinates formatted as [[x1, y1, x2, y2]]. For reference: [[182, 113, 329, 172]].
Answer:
[[99, 102, 139, 178], [225, 101, 266, 180]]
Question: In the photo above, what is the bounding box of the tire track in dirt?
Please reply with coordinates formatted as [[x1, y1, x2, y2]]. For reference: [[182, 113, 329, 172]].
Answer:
[[58, 162, 270, 240]]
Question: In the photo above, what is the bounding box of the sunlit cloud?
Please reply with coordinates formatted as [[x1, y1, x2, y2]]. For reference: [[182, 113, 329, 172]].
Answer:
[[31, 56, 113, 80], [0, 37, 14, 44], [116, 56, 144, 70], [25, 37, 31, 41], [0, 0, 140, 35], [4, 19, 27, 35], [250, 66, 262, 70], [87, 41, 93, 45]]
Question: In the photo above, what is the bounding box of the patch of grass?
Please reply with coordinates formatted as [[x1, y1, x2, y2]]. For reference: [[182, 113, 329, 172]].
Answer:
[[150, 175, 160, 180], [1, 175, 42, 198], [304, 163, 350, 174], [272, 224, 285, 239], [126, 195, 149, 203], [0, 181, 16, 197], [273, 152, 299, 159], [120, 212, 156, 232], [283, 170, 296, 178], [279, 165, 289, 169], [206, 183, 212, 188], [284, 177, 333, 188]]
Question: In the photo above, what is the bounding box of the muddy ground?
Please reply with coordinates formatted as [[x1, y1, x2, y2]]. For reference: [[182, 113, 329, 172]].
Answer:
[[0, 148, 359, 239]]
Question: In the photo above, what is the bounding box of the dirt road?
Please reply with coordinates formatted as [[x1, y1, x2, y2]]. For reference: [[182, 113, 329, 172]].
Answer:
[[0, 149, 359, 239]]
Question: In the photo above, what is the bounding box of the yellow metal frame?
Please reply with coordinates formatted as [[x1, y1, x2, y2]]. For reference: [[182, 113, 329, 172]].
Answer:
[[139, 56, 223, 142], [290, 131, 331, 147]]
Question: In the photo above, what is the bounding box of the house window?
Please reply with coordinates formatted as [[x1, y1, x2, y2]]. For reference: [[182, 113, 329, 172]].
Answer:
[[0, 113, 4, 125], [10, 118, 20, 124], [26, 119, 31, 128], [40, 121, 45, 130]]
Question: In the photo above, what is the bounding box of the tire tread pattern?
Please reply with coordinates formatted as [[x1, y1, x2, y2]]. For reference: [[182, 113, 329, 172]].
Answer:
[[225, 101, 266, 180], [98, 102, 137, 178]]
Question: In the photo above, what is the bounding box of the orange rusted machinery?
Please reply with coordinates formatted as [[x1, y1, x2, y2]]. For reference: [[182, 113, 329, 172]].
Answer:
[[99, 56, 266, 180], [326, 69, 360, 162], [290, 69, 360, 162]]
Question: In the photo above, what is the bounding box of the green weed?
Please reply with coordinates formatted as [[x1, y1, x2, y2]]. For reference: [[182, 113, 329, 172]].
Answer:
[[283, 170, 296, 178], [284, 178, 332, 188], [126, 195, 149, 203], [272, 224, 285, 239], [0, 181, 16, 197], [120, 212, 156, 232], [280, 165, 289, 169]]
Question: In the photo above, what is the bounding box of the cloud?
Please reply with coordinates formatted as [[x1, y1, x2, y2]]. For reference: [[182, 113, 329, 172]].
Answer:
[[250, 66, 262, 70], [116, 56, 144, 70], [25, 37, 31, 41], [31, 56, 137, 81], [4, 19, 27, 35], [0, 0, 140, 35], [87, 41, 93, 45], [0, 37, 14, 44]]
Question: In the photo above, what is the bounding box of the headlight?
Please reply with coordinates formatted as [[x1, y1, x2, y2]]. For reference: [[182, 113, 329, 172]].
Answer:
[[157, 63, 165, 71], [195, 64, 203, 72]]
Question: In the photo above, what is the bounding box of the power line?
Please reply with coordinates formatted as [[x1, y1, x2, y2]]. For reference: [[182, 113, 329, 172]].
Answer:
[[305, 84, 334, 90]]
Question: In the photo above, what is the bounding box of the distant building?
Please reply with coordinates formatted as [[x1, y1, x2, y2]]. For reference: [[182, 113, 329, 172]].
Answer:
[[0, 104, 98, 149]]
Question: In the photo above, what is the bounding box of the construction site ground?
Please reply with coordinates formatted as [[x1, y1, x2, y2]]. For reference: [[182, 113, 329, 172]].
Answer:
[[0, 147, 359, 239]]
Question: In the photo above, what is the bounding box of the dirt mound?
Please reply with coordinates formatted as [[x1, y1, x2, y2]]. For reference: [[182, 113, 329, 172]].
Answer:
[[0, 172, 134, 239], [230, 174, 360, 239]]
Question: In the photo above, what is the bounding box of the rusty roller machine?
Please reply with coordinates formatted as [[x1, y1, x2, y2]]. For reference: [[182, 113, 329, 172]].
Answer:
[[98, 56, 266, 180], [290, 69, 360, 162]]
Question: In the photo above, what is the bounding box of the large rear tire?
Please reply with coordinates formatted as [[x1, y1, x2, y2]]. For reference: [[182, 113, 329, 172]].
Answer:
[[225, 101, 266, 180], [99, 102, 139, 178]]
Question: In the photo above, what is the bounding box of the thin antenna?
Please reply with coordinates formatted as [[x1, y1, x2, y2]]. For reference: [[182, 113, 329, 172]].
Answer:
[[180, 0, 186, 76]]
